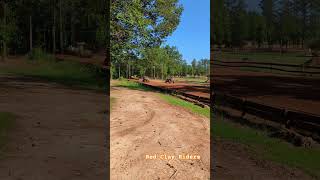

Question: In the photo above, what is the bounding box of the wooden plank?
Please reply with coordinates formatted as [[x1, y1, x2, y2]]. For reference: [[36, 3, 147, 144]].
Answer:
[[213, 63, 320, 74], [245, 101, 284, 116], [138, 82, 210, 106], [214, 93, 320, 134], [214, 59, 320, 70], [245, 107, 284, 123], [287, 111, 320, 126]]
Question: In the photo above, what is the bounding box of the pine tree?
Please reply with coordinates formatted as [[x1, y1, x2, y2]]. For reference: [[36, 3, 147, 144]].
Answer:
[[260, 0, 276, 48]]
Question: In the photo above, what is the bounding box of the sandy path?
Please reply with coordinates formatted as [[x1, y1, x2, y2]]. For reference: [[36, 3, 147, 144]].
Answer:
[[110, 87, 210, 179], [0, 76, 107, 179]]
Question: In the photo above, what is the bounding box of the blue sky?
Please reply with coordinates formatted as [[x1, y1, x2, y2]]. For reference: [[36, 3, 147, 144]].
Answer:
[[164, 0, 210, 64]]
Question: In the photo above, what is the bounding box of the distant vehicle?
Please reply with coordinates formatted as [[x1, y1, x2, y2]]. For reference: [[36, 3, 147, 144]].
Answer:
[[66, 42, 93, 58], [165, 77, 175, 84], [142, 76, 150, 82], [129, 75, 139, 80]]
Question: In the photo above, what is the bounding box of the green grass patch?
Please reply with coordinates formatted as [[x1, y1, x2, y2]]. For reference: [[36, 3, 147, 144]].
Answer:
[[159, 94, 210, 118], [113, 80, 152, 91], [212, 115, 320, 178], [0, 112, 16, 150], [175, 77, 208, 84], [27, 48, 55, 62], [215, 51, 309, 65], [0, 60, 106, 90], [110, 97, 115, 109]]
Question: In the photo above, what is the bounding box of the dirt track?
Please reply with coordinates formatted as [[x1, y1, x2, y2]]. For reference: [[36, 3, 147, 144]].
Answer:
[[0, 76, 107, 179], [213, 67, 320, 115], [136, 69, 320, 116], [110, 86, 312, 180], [140, 79, 210, 99], [111, 87, 210, 179]]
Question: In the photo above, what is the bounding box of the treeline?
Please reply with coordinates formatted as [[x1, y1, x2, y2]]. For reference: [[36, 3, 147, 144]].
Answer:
[[0, 0, 106, 60], [190, 58, 210, 77], [212, 0, 320, 49], [111, 44, 210, 79], [135, 45, 210, 79]]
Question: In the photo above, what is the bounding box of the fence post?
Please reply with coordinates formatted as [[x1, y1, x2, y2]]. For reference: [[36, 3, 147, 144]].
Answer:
[[241, 99, 246, 118], [283, 110, 291, 129]]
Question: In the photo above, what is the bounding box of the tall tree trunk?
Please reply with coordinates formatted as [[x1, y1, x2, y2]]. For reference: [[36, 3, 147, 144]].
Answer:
[[59, 0, 63, 53], [71, 24, 75, 46], [2, 41, 7, 61], [43, 31, 46, 50], [29, 16, 33, 52], [118, 65, 121, 79], [2, 2, 7, 61], [53, 0, 56, 53], [301, 3, 307, 50], [280, 39, 283, 54], [64, 27, 67, 48], [128, 64, 130, 78], [126, 64, 128, 78], [161, 64, 163, 80], [70, 3, 75, 46]]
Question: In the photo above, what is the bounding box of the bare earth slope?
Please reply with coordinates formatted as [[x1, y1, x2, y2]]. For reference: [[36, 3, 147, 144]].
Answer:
[[111, 87, 210, 179], [0, 76, 107, 180]]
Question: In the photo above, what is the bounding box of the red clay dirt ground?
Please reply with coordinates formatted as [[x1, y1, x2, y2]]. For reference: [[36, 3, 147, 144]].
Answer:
[[136, 79, 210, 99], [110, 87, 210, 179], [0, 76, 107, 179], [212, 67, 320, 115], [134, 70, 320, 116]]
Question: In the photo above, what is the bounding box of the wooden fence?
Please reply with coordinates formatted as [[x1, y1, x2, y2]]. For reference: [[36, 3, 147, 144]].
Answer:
[[213, 59, 320, 75], [213, 93, 320, 137], [137, 82, 210, 106]]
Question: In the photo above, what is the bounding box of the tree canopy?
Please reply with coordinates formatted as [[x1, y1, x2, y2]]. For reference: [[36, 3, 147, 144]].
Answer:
[[110, 0, 188, 79]]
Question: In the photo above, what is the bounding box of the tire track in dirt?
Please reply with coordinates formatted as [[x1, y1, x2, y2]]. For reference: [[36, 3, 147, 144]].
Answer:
[[110, 87, 210, 179], [114, 106, 155, 137]]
